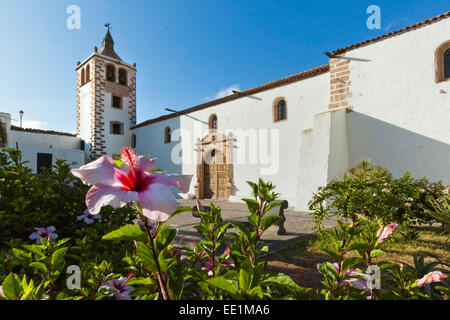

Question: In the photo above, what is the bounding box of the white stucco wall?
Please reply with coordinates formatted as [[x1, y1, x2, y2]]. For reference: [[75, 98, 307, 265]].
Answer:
[[8, 130, 81, 150], [343, 18, 450, 183], [78, 73, 92, 157], [101, 90, 134, 156], [6, 129, 84, 173], [295, 108, 349, 211], [133, 72, 330, 205]]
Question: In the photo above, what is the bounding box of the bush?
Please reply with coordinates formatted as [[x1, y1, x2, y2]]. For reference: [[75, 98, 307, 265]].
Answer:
[[0, 147, 137, 274], [308, 159, 446, 230], [0, 149, 447, 300]]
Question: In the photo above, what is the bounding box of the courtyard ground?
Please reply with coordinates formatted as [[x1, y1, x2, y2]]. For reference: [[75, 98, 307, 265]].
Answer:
[[173, 198, 337, 252], [266, 226, 450, 290], [174, 199, 449, 290]]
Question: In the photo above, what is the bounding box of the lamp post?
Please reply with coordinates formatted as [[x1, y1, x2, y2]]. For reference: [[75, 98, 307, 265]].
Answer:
[[19, 110, 24, 128]]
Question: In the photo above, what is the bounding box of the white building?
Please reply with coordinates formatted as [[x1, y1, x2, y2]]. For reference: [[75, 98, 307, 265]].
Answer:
[[1, 12, 450, 211]]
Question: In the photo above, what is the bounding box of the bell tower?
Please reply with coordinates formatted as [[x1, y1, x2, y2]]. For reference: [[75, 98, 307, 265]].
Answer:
[[76, 24, 137, 161]]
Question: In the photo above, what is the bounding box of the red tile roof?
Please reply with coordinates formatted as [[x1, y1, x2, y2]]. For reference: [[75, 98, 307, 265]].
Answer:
[[11, 125, 76, 137], [133, 11, 450, 129], [132, 64, 330, 129], [332, 11, 450, 55]]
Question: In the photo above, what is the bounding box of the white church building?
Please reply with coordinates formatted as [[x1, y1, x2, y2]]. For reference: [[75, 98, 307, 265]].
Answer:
[[1, 11, 450, 211]]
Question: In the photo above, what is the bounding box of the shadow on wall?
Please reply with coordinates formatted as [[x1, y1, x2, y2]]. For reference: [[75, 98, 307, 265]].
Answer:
[[347, 111, 450, 183]]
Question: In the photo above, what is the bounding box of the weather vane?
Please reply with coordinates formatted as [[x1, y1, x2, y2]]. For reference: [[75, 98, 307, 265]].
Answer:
[[105, 23, 111, 30]]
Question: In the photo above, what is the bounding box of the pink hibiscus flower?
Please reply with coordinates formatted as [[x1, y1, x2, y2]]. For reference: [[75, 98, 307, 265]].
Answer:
[[71, 147, 192, 221], [201, 257, 214, 277], [416, 271, 447, 287], [29, 226, 58, 244], [100, 276, 135, 300], [443, 186, 450, 195], [322, 263, 369, 290], [377, 223, 398, 243], [77, 209, 101, 224]]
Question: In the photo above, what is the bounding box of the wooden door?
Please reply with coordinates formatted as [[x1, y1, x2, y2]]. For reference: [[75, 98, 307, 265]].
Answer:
[[203, 149, 227, 199]]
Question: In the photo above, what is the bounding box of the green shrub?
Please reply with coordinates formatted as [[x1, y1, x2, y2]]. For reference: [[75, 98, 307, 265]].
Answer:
[[308, 159, 446, 230]]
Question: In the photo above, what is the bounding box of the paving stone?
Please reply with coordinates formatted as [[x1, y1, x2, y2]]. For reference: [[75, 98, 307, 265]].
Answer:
[[171, 199, 337, 253]]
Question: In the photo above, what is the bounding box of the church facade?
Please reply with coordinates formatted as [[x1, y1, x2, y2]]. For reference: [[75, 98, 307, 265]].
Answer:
[[1, 11, 450, 211]]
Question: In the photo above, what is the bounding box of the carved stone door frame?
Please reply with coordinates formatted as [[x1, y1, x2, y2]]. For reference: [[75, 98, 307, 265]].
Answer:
[[194, 131, 233, 200]]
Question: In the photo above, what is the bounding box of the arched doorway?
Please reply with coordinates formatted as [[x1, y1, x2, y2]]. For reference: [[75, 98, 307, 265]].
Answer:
[[194, 132, 233, 200]]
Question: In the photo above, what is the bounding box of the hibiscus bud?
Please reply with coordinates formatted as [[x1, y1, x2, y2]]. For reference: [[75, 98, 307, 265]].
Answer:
[[377, 223, 398, 243], [416, 271, 447, 287]]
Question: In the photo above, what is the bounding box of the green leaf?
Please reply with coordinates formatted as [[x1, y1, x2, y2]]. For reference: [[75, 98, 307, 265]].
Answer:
[[29, 262, 48, 274], [11, 248, 32, 265], [349, 243, 371, 252], [320, 248, 341, 261], [135, 241, 157, 271], [319, 262, 338, 280], [22, 244, 44, 256], [51, 247, 68, 268], [263, 273, 300, 290], [102, 225, 148, 242], [156, 225, 177, 251], [260, 215, 282, 231], [242, 198, 260, 215], [206, 277, 239, 296], [248, 212, 258, 227], [370, 249, 386, 258], [342, 257, 363, 271], [2, 273, 22, 300], [436, 286, 450, 296], [239, 262, 254, 293], [230, 222, 251, 240], [20, 278, 34, 300]]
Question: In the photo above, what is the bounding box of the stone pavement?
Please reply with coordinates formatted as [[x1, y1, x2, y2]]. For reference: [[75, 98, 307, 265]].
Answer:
[[171, 199, 337, 254]]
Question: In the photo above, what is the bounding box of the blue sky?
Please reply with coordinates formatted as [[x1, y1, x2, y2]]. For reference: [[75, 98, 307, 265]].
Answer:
[[0, 0, 449, 132]]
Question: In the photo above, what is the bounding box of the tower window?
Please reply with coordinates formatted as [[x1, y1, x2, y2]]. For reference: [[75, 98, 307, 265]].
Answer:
[[164, 127, 171, 144], [209, 114, 218, 131], [110, 121, 124, 135], [112, 95, 122, 109], [81, 68, 85, 86], [85, 64, 90, 83], [37, 153, 52, 173], [106, 65, 115, 82], [273, 98, 287, 122], [118, 68, 127, 85]]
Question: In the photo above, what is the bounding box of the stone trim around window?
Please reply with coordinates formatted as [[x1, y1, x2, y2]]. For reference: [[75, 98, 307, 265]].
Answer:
[[436, 40, 450, 83], [272, 97, 288, 123], [112, 94, 123, 110], [110, 121, 124, 135], [164, 126, 171, 144]]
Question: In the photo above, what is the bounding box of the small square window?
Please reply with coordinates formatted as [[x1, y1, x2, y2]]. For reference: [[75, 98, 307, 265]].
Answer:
[[111, 122, 123, 135], [112, 96, 122, 109]]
